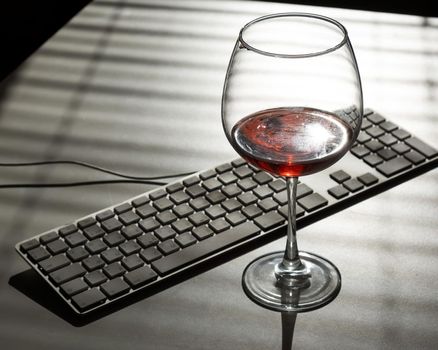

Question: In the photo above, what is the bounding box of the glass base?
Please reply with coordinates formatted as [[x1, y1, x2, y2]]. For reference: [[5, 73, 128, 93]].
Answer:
[[242, 251, 341, 312]]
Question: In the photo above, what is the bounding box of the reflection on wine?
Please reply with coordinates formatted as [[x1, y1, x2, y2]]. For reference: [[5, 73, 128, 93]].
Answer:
[[231, 107, 352, 177]]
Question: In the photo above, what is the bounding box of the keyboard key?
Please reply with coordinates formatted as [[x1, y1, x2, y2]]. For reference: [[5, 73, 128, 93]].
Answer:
[[254, 211, 284, 231], [172, 203, 194, 218], [351, 145, 370, 158], [215, 163, 233, 173], [268, 179, 286, 192], [242, 204, 263, 219], [377, 148, 397, 161], [175, 232, 197, 248], [298, 193, 328, 212], [218, 172, 238, 185], [379, 134, 398, 146], [199, 169, 216, 180], [67, 247, 89, 262], [253, 185, 274, 199], [238, 192, 258, 206], [121, 225, 143, 239], [186, 184, 207, 198], [205, 205, 226, 219], [77, 217, 96, 229], [149, 188, 167, 200], [328, 185, 349, 199], [139, 218, 160, 232], [253, 172, 272, 185], [82, 255, 105, 271], [182, 176, 200, 187], [222, 183, 242, 197], [46, 239, 69, 254], [114, 203, 132, 214], [367, 113, 385, 124], [155, 226, 177, 241], [103, 262, 126, 279], [169, 190, 191, 204], [152, 222, 260, 276], [376, 157, 412, 177], [166, 182, 184, 193], [237, 178, 258, 191], [38, 254, 70, 274], [20, 239, 39, 252], [85, 239, 107, 254], [103, 232, 125, 247], [153, 197, 174, 211], [356, 133, 371, 144], [209, 218, 230, 233], [365, 140, 384, 152], [140, 247, 162, 263], [273, 190, 288, 205], [121, 255, 144, 271], [118, 211, 140, 226], [206, 190, 227, 204], [343, 179, 364, 193], [156, 210, 177, 225], [233, 165, 253, 178], [379, 121, 398, 132], [40, 231, 58, 244], [363, 154, 383, 167], [124, 266, 157, 289], [192, 226, 214, 240], [360, 119, 372, 130], [231, 158, 246, 167], [84, 271, 107, 287], [297, 184, 313, 198], [405, 137, 438, 158], [366, 126, 385, 138], [64, 232, 87, 247], [172, 219, 193, 233], [100, 278, 130, 299], [203, 178, 222, 191], [392, 142, 410, 155], [137, 233, 159, 248], [392, 128, 410, 140], [225, 212, 247, 226], [101, 218, 123, 232], [357, 173, 379, 186], [119, 240, 142, 256], [83, 225, 105, 240], [60, 278, 88, 297], [59, 224, 77, 237], [136, 204, 156, 219], [329, 170, 351, 183], [96, 210, 114, 222], [221, 198, 242, 212], [189, 197, 210, 210], [258, 198, 278, 212], [101, 248, 123, 263], [72, 288, 106, 311], [188, 212, 210, 226], [131, 196, 149, 207], [50, 263, 86, 285], [404, 150, 426, 165], [158, 240, 180, 255]]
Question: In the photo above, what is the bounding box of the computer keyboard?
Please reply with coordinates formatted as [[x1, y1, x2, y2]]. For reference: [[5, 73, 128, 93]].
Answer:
[[15, 108, 438, 314]]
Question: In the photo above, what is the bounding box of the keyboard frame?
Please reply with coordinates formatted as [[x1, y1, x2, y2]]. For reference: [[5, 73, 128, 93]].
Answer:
[[15, 112, 438, 315]]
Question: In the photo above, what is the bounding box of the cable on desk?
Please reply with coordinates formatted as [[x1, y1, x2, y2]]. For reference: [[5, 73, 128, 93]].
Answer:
[[0, 160, 197, 188]]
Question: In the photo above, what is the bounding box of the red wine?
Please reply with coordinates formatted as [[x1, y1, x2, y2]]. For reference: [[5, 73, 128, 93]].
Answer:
[[231, 107, 353, 177]]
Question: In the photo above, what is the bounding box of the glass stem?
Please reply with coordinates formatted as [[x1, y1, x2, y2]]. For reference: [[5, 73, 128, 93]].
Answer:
[[275, 177, 310, 286], [284, 177, 300, 264]]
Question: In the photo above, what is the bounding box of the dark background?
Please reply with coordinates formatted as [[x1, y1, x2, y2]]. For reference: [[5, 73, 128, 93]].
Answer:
[[0, 0, 436, 82]]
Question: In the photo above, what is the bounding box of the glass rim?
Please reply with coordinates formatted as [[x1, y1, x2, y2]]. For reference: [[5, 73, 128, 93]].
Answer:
[[238, 12, 349, 58]]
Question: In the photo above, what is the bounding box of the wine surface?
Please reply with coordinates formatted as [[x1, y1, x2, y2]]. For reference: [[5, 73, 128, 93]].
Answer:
[[231, 107, 353, 177]]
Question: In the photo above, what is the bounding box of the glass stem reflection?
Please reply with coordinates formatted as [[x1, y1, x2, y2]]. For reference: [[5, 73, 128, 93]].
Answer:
[[275, 177, 310, 287]]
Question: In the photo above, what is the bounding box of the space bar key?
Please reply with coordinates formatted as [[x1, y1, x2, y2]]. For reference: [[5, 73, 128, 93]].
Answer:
[[152, 222, 261, 276]]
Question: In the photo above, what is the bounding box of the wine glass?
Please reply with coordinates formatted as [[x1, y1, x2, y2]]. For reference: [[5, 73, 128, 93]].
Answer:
[[222, 13, 363, 312]]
